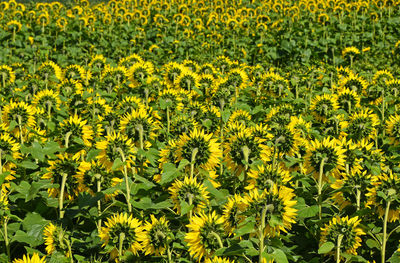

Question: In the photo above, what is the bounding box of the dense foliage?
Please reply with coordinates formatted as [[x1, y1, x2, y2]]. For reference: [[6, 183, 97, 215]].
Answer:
[[1, 0, 400, 262]]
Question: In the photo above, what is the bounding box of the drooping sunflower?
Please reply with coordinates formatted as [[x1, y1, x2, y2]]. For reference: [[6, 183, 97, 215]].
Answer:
[[31, 89, 62, 113], [243, 185, 297, 237], [119, 107, 161, 148], [99, 213, 145, 259], [338, 74, 368, 94], [169, 176, 210, 215], [228, 109, 251, 126], [224, 129, 271, 176], [265, 104, 294, 127], [205, 257, 235, 263], [128, 61, 154, 88], [12, 253, 46, 263], [75, 160, 123, 200], [0, 65, 16, 86], [386, 114, 400, 145], [100, 65, 128, 93], [63, 64, 86, 81], [341, 108, 380, 142], [118, 54, 143, 68], [258, 71, 289, 99], [246, 164, 292, 191], [174, 68, 200, 91], [57, 79, 84, 97], [320, 216, 365, 256], [222, 194, 247, 234], [2, 100, 36, 129], [309, 94, 339, 123], [96, 132, 136, 171], [304, 137, 346, 179], [176, 128, 221, 171], [331, 170, 372, 210], [43, 223, 71, 257], [42, 153, 79, 200], [267, 125, 301, 157], [170, 115, 199, 137], [140, 214, 172, 256], [366, 171, 400, 222], [338, 137, 363, 175], [37, 61, 63, 82], [372, 69, 394, 85], [336, 87, 361, 113], [58, 114, 94, 147], [185, 211, 227, 261], [342, 46, 360, 58], [89, 54, 107, 72]]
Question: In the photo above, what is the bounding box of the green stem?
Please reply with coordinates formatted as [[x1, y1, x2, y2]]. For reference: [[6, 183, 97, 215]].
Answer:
[[118, 232, 126, 258], [3, 217, 10, 262], [318, 158, 327, 220], [65, 239, 73, 263], [259, 205, 268, 263], [17, 115, 24, 145], [336, 234, 343, 263], [381, 200, 391, 263], [96, 174, 102, 231], [210, 231, 224, 249], [59, 173, 68, 219], [166, 106, 170, 136], [190, 147, 199, 178], [117, 149, 132, 214], [65, 131, 72, 148], [356, 188, 361, 211]]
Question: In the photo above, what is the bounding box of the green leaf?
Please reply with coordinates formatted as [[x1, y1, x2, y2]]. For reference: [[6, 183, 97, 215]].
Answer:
[[222, 109, 231, 123], [234, 220, 255, 237], [215, 243, 245, 256], [180, 200, 193, 216], [19, 161, 39, 170], [272, 249, 289, 263], [86, 149, 101, 161], [132, 197, 153, 210], [203, 180, 225, 200], [366, 239, 380, 249], [27, 180, 53, 201], [318, 242, 335, 254], [111, 158, 124, 171], [160, 163, 180, 185], [297, 205, 319, 219]]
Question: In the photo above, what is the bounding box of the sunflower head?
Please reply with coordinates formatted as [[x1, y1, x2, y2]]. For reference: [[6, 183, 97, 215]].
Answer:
[[310, 94, 339, 123], [320, 216, 365, 256], [169, 176, 210, 215], [140, 214, 173, 256], [185, 211, 227, 261], [99, 213, 145, 259], [12, 253, 46, 263], [342, 108, 380, 142], [43, 223, 71, 257], [222, 194, 247, 234]]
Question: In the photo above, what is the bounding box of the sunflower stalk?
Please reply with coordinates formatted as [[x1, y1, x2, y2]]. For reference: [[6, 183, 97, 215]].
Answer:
[[95, 173, 102, 231], [64, 131, 72, 148], [190, 147, 199, 178], [258, 204, 269, 263], [65, 238, 74, 263], [318, 158, 327, 220], [210, 231, 224, 249], [381, 200, 391, 263], [336, 234, 343, 263], [1, 72, 5, 89], [166, 106, 170, 137], [17, 115, 24, 145], [356, 187, 361, 211], [242, 145, 250, 184], [136, 124, 145, 177], [59, 173, 68, 219], [117, 148, 132, 214], [118, 232, 126, 259], [219, 99, 225, 177], [3, 217, 10, 262]]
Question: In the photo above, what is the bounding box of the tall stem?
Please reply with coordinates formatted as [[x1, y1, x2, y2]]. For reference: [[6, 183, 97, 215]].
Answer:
[[166, 106, 170, 136], [381, 200, 391, 263], [190, 148, 199, 178], [318, 158, 327, 220], [210, 231, 224, 249], [96, 174, 102, 231], [117, 149, 132, 213], [356, 188, 361, 211], [118, 232, 126, 258], [3, 217, 10, 262], [59, 173, 68, 219], [259, 205, 268, 263], [336, 234, 343, 263]]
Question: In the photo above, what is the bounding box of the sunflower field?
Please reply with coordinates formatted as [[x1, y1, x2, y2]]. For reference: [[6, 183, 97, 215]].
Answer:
[[2, 0, 400, 262]]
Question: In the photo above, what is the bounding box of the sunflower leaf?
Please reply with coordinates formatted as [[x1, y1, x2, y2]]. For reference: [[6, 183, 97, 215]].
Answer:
[[318, 242, 335, 254], [160, 163, 180, 185], [272, 248, 289, 263]]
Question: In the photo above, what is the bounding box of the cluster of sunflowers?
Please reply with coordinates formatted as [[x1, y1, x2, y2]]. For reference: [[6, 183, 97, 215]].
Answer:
[[1, 0, 400, 262]]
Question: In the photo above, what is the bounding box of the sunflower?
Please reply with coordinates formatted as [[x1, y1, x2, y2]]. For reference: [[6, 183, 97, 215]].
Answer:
[[338, 137, 363, 175], [265, 104, 294, 127], [246, 164, 292, 191], [259, 72, 289, 99], [63, 64, 86, 81], [31, 89, 62, 113], [0, 65, 16, 86], [42, 153, 79, 200], [336, 87, 361, 113], [0, 132, 22, 161], [2, 100, 36, 129], [331, 170, 372, 210], [75, 160, 123, 200], [169, 176, 209, 215], [341, 108, 380, 142], [372, 69, 394, 85], [43, 223, 71, 257], [119, 107, 160, 148], [140, 214, 172, 256], [96, 132, 136, 171], [205, 257, 235, 263], [59, 114, 94, 147], [243, 185, 297, 237], [128, 61, 155, 87], [5, 20, 22, 33], [338, 74, 368, 94], [99, 213, 145, 259], [268, 125, 301, 157], [89, 54, 107, 71], [86, 96, 113, 121], [158, 88, 184, 113], [228, 109, 251, 126], [320, 216, 365, 256], [170, 115, 199, 137], [342, 46, 360, 58], [366, 171, 400, 222], [162, 62, 187, 86], [386, 114, 400, 145], [310, 94, 339, 123], [304, 137, 346, 179], [176, 128, 221, 171], [37, 61, 63, 82], [175, 68, 200, 91], [117, 96, 146, 113], [224, 129, 271, 176], [185, 211, 227, 261], [100, 65, 128, 92], [57, 79, 84, 97], [222, 194, 247, 234]]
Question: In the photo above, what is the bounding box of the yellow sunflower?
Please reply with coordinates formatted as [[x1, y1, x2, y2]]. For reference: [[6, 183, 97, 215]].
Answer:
[[43, 223, 70, 257], [341, 108, 380, 142], [386, 114, 400, 145], [176, 128, 221, 171], [309, 94, 339, 123], [185, 211, 227, 261], [13, 253, 46, 263], [168, 176, 209, 215], [0, 65, 16, 86], [246, 164, 292, 191], [222, 194, 247, 234], [320, 216, 365, 257], [59, 114, 94, 147], [140, 214, 172, 256]]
